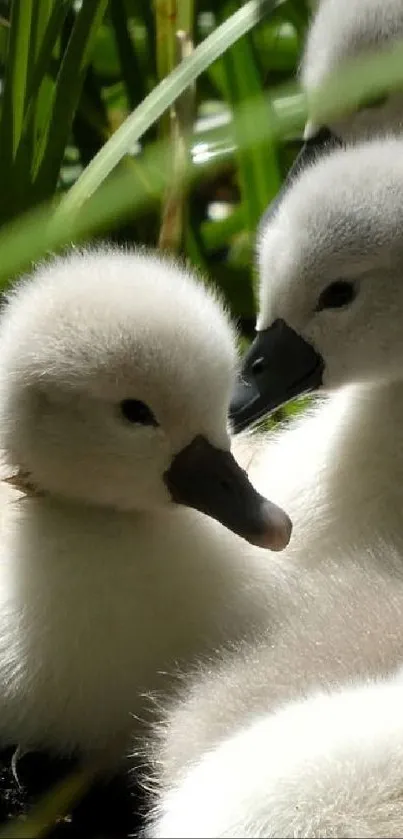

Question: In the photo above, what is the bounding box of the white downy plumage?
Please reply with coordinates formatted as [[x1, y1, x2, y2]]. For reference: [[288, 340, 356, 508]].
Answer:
[[0, 246, 293, 762], [302, 0, 403, 142], [145, 553, 403, 838], [257, 1, 403, 232], [233, 137, 403, 567], [145, 138, 403, 837]]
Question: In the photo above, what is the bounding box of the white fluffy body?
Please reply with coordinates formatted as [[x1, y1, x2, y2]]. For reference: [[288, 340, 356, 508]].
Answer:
[[145, 139, 403, 836], [0, 247, 293, 760], [146, 556, 403, 838], [150, 669, 403, 838], [301, 0, 403, 141]]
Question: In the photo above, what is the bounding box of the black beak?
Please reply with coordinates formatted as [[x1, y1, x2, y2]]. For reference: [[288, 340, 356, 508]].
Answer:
[[164, 435, 292, 551], [229, 319, 324, 434], [258, 127, 343, 234]]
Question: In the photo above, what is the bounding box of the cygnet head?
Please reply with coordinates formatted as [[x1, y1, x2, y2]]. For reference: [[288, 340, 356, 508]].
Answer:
[[302, 0, 403, 143], [230, 138, 403, 431], [0, 247, 291, 549], [260, 0, 403, 231]]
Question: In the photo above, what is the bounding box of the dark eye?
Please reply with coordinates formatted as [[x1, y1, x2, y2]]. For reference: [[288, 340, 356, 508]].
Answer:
[[119, 399, 158, 426], [315, 281, 357, 312]]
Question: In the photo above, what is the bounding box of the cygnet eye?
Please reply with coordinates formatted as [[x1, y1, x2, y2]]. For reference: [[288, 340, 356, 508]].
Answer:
[[315, 280, 357, 312], [119, 399, 159, 427]]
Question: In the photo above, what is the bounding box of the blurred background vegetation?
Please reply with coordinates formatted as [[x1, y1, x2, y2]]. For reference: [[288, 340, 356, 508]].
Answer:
[[0, 0, 311, 335]]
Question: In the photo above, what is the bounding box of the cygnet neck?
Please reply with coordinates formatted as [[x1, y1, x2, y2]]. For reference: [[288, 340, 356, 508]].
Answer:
[[1, 467, 152, 526], [343, 376, 403, 427], [323, 377, 403, 549], [331, 376, 403, 467]]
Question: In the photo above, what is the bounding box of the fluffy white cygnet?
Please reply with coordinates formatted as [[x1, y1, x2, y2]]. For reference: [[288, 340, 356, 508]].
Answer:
[[302, 0, 403, 143], [0, 246, 292, 761], [231, 137, 403, 568], [145, 552, 403, 838], [260, 0, 403, 230]]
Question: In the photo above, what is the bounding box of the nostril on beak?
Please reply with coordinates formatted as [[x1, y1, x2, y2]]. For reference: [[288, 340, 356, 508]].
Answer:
[[251, 357, 266, 375]]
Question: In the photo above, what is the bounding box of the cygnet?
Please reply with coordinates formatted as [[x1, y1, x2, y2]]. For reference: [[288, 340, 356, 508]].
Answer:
[[261, 0, 403, 228], [0, 246, 292, 762], [231, 138, 403, 567], [145, 549, 403, 838]]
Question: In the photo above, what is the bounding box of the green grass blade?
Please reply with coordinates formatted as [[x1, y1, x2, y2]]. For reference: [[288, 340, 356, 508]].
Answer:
[[20, 1, 73, 201], [110, 0, 146, 110], [155, 0, 186, 138], [0, 0, 36, 221], [25, 0, 72, 111], [32, 0, 53, 59], [218, 1, 281, 235], [56, 0, 287, 219], [178, 0, 194, 36], [29, 0, 54, 156], [0, 0, 34, 160], [33, 0, 108, 194], [157, 1, 195, 251], [0, 14, 9, 67]]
